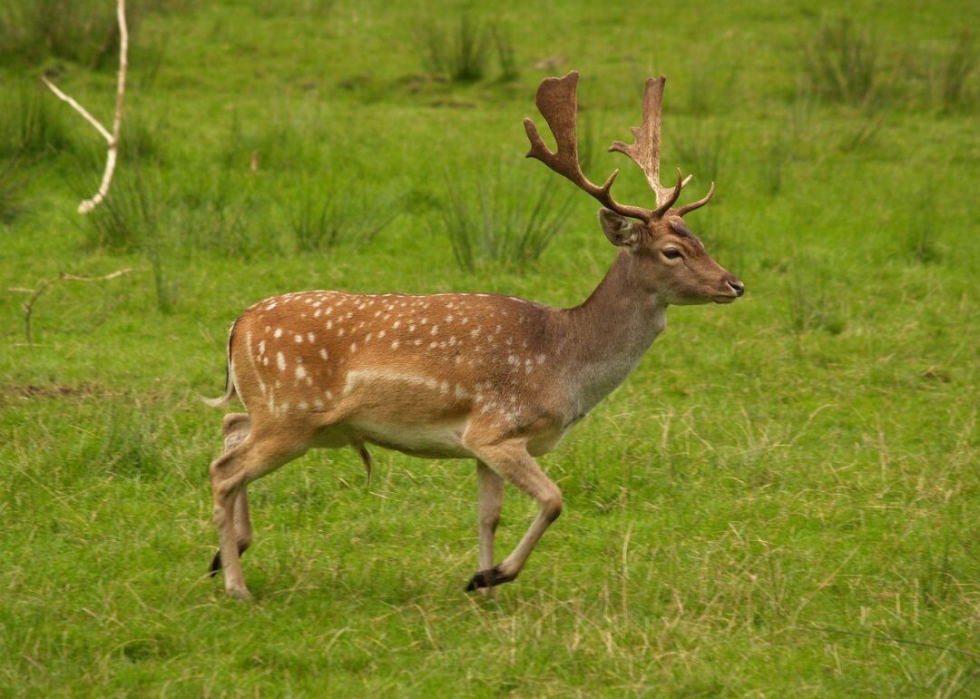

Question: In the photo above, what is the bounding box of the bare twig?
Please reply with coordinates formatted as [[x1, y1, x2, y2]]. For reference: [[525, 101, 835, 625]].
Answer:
[[41, 0, 128, 214], [8, 268, 133, 344]]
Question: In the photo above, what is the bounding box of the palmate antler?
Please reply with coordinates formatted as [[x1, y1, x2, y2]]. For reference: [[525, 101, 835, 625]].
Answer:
[[523, 71, 715, 222]]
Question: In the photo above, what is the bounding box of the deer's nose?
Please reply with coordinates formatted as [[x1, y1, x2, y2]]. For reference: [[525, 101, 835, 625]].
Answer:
[[727, 279, 745, 297]]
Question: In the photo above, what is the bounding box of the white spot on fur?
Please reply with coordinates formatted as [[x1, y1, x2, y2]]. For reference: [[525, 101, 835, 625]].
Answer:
[[296, 366, 307, 380], [308, 332, 315, 343], [319, 348, 328, 360], [294, 334, 304, 344], [274, 328, 283, 339], [277, 352, 286, 371], [391, 340, 400, 349]]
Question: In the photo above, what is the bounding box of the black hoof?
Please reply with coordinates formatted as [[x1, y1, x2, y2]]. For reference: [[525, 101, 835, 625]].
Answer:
[[208, 543, 248, 577], [209, 550, 222, 577], [465, 565, 513, 591]]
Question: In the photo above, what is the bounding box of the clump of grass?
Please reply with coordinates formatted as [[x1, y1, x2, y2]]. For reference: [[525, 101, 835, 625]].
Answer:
[[802, 17, 881, 106], [684, 60, 741, 115], [672, 121, 728, 185], [905, 184, 943, 264], [78, 149, 160, 252], [0, 153, 35, 224], [168, 164, 266, 260], [786, 263, 846, 336], [759, 93, 813, 195], [288, 177, 402, 253], [0, 80, 77, 158], [491, 23, 519, 82], [760, 134, 791, 196], [75, 144, 179, 311], [420, 15, 490, 84], [836, 104, 885, 153], [0, 0, 161, 68], [936, 31, 977, 112], [438, 160, 576, 272], [0, 0, 179, 69], [223, 105, 328, 174], [78, 408, 163, 479]]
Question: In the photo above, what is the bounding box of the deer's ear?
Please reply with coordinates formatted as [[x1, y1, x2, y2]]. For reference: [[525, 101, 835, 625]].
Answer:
[[598, 209, 640, 248]]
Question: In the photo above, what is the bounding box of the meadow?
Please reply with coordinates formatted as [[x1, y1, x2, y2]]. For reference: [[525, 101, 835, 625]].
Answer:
[[1, 0, 978, 696]]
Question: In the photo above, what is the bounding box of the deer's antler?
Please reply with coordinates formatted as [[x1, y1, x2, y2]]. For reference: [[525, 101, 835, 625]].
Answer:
[[523, 71, 655, 222], [525, 72, 715, 221], [608, 76, 696, 218]]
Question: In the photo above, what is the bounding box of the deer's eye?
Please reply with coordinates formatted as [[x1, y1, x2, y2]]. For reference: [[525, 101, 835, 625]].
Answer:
[[662, 248, 682, 260]]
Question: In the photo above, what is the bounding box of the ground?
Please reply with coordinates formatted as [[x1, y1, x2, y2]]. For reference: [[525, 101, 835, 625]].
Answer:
[[0, 0, 978, 696]]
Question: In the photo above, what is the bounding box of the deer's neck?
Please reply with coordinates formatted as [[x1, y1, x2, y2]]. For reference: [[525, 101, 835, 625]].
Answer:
[[558, 251, 667, 415]]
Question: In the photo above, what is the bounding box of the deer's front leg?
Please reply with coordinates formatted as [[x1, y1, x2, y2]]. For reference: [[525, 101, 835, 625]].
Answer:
[[465, 441, 561, 591], [475, 460, 504, 592]]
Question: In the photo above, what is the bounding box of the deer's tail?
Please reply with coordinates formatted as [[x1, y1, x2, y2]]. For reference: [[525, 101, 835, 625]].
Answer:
[[204, 320, 239, 408]]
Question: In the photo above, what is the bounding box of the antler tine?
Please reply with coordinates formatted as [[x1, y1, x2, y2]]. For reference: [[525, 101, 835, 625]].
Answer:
[[524, 71, 654, 222], [609, 76, 696, 216], [674, 181, 715, 217], [653, 168, 685, 218]]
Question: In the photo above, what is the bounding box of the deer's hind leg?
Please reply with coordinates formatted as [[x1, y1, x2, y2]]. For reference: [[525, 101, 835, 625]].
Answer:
[[209, 421, 305, 600], [209, 414, 253, 577]]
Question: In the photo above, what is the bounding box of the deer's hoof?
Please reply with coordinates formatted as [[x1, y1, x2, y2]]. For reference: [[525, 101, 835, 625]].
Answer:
[[226, 585, 254, 602], [209, 542, 250, 577], [209, 550, 222, 577], [465, 566, 514, 591]]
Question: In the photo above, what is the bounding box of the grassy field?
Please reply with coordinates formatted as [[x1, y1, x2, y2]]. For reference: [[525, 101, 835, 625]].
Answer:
[[1, 0, 979, 696]]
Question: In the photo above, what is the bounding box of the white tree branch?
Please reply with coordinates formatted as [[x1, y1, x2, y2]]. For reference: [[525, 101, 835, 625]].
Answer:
[[39, 76, 113, 143], [41, 0, 128, 214]]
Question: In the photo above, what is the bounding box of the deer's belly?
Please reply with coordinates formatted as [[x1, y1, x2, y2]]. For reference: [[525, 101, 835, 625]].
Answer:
[[350, 418, 473, 459]]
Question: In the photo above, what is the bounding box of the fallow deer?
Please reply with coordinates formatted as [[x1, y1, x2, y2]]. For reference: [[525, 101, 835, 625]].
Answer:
[[206, 71, 744, 600]]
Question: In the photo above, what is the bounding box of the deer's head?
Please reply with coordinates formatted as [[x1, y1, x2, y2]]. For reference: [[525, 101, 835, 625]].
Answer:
[[524, 71, 744, 306]]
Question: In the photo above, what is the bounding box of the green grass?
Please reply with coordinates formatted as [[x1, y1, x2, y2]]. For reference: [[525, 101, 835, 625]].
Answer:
[[1, 0, 979, 696]]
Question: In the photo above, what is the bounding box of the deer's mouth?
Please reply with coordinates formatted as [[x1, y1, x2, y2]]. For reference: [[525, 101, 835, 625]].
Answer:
[[712, 294, 738, 304]]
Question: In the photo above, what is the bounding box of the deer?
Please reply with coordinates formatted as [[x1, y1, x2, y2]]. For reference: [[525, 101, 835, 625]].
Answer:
[[205, 71, 744, 601]]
